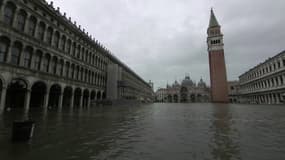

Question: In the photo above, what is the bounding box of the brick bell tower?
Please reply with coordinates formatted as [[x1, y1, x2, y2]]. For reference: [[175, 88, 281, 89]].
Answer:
[[207, 9, 229, 103]]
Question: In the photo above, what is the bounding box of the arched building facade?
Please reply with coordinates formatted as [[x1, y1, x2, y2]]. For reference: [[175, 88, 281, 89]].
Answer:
[[239, 50, 285, 104], [0, 0, 153, 113], [155, 76, 210, 103]]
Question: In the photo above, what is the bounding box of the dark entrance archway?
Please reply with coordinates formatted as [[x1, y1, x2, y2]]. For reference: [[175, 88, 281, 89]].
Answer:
[[190, 94, 196, 102], [91, 90, 96, 101], [180, 87, 188, 103], [48, 84, 61, 110], [173, 94, 178, 103], [197, 94, 202, 102], [83, 89, 89, 108], [167, 95, 172, 103], [30, 81, 47, 109], [74, 88, 82, 108], [6, 79, 27, 109], [0, 78, 3, 107], [63, 86, 73, 109], [96, 91, 101, 100], [102, 92, 106, 100], [0, 79, 2, 104]]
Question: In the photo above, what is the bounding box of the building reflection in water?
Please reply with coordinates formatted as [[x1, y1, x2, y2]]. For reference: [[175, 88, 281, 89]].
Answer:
[[210, 104, 241, 160]]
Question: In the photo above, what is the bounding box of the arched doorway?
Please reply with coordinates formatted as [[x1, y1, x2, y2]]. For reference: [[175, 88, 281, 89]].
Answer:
[[48, 84, 61, 109], [173, 94, 178, 103], [0, 78, 3, 106], [96, 91, 101, 100], [197, 94, 202, 102], [30, 81, 47, 109], [6, 79, 28, 109], [167, 95, 172, 103], [180, 87, 188, 103], [74, 88, 82, 108], [102, 92, 106, 100], [63, 86, 73, 109], [91, 90, 96, 101], [83, 89, 89, 108], [190, 94, 196, 102]]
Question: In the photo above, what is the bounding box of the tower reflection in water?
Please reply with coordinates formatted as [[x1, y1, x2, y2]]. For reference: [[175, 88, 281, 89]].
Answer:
[[210, 104, 241, 160]]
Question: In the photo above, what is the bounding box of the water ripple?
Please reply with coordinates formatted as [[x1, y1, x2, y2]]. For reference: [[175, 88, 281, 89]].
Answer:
[[0, 104, 285, 160]]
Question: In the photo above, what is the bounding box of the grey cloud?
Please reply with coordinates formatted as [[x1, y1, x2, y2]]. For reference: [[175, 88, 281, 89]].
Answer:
[[47, 0, 285, 90]]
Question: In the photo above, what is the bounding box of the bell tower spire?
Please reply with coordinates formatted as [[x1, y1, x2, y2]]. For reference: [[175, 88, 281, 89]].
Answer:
[[207, 9, 229, 103], [209, 8, 220, 28]]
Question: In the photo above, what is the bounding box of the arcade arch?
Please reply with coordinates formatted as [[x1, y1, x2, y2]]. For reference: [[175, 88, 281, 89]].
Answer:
[[48, 84, 62, 110], [5, 78, 28, 109], [30, 81, 47, 108]]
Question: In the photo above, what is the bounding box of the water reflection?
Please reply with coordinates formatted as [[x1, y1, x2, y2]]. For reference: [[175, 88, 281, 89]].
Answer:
[[210, 104, 241, 160], [1, 104, 285, 160]]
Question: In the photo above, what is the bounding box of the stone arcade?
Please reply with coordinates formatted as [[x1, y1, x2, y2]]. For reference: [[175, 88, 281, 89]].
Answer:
[[0, 0, 153, 114], [239, 51, 285, 104]]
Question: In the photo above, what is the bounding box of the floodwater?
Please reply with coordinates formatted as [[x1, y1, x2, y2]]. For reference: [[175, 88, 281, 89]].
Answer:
[[0, 103, 285, 160]]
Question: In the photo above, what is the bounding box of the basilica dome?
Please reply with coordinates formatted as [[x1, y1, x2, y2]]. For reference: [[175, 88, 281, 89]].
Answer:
[[198, 78, 206, 88], [181, 76, 195, 86]]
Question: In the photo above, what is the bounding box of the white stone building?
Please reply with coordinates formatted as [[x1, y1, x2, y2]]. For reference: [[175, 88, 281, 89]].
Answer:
[[228, 81, 240, 103], [239, 50, 285, 104]]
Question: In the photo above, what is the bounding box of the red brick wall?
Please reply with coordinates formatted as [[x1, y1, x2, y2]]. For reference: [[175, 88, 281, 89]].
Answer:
[[209, 50, 229, 103]]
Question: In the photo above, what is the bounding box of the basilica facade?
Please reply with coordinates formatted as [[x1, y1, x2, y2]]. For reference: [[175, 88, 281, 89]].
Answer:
[[155, 76, 210, 103]]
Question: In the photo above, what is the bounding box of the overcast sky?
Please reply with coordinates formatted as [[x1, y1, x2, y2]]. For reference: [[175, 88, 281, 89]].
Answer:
[[47, 0, 285, 90]]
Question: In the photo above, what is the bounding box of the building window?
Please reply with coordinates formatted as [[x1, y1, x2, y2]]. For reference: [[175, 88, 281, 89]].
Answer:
[[11, 42, 22, 65], [53, 31, 60, 48], [65, 62, 70, 78], [0, 37, 10, 62], [71, 64, 75, 79], [42, 54, 50, 72], [81, 48, 84, 60], [273, 64, 276, 70], [72, 42, 76, 56], [77, 45, 81, 59], [81, 68, 84, 81], [51, 57, 57, 74], [46, 27, 53, 45], [60, 36, 66, 51], [16, 10, 27, 31], [85, 70, 88, 82], [37, 22, 46, 41], [75, 66, 79, 80], [66, 40, 71, 54], [91, 54, 94, 65], [34, 51, 42, 70], [57, 60, 63, 76], [85, 51, 89, 62], [283, 59, 285, 66], [23, 47, 32, 68], [4, 2, 16, 26], [28, 16, 37, 36]]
